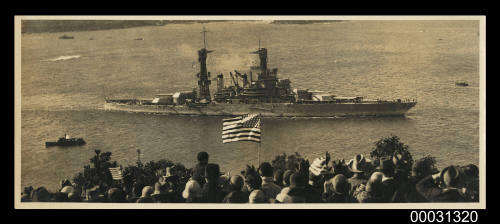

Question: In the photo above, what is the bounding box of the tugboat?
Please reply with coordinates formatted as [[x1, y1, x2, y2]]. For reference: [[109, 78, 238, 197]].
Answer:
[[59, 35, 74, 40], [45, 134, 86, 148], [456, 81, 469, 87]]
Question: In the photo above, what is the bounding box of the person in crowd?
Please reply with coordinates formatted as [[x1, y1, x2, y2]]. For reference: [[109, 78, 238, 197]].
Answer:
[[274, 169, 285, 188], [376, 158, 397, 201], [125, 185, 140, 203], [136, 186, 154, 203], [107, 187, 126, 203], [278, 173, 306, 203], [275, 170, 294, 203], [218, 174, 232, 198], [249, 189, 266, 203], [151, 182, 164, 202], [160, 166, 183, 202], [347, 154, 368, 195], [322, 174, 352, 203], [59, 179, 72, 191], [308, 156, 330, 193], [390, 157, 431, 203], [222, 175, 248, 203], [21, 186, 33, 202], [192, 152, 209, 186], [57, 185, 76, 202], [353, 172, 386, 203], [259, 162, 281, 200], [299, 160, 323, 203], [241, 165, 262, 194], [201, 163, 224, 203], [416, 165, 471, 202], [53, 192, 70, 202], [182, 178, 203, 203], [460, 164, 479, 202], [68, 192, 82, 202], [282, 170, 295, 188], [31, 187, 50, 202]]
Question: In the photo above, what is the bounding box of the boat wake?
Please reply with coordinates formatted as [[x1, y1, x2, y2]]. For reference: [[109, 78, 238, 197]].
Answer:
[[43, 55, 81, 62]]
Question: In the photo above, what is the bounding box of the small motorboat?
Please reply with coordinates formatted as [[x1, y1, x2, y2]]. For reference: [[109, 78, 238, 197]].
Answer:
[[46, 134, 86, 148]]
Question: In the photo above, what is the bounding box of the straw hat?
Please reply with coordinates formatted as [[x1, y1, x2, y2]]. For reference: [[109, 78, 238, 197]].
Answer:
[[309, 157, 329, 176], [348, 154, 366, 173], [163, 166, 175, 178], [440, 165, 462, 187]]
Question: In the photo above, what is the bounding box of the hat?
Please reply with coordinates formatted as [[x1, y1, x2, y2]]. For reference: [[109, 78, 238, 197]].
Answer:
[[229, 175, 244, 191], [31, 187, 50, 202], [366, 172, 384, 193], [182, 179, 202, 199], [249, 189, 265, 203], [348, 154, 366, 173], [440, 165, 462, 187], [60, 185, 75, 194], [163, 166, 175, 178], [107, 188, 123, 202], [461, 164, 479, 178], [141, 186, 153, 198], [309, 157, 329, 176]]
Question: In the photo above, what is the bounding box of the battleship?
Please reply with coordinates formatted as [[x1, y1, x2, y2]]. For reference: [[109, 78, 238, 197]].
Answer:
[[104, 28, 416, 117]]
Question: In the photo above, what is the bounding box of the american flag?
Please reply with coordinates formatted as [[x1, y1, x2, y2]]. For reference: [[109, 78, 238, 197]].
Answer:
[[222, 114, 261, 143], [108, 167, 123, 180]]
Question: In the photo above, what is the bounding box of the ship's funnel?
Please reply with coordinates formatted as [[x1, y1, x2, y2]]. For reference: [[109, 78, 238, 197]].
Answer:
[[251, 48, 268, 76]]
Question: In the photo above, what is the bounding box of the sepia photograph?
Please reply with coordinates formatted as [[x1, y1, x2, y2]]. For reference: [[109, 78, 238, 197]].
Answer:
[[14, 16, 485, 209]]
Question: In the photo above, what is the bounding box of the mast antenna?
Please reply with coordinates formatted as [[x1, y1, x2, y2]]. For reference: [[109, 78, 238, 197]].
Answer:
[[201, 26, 209, 49]]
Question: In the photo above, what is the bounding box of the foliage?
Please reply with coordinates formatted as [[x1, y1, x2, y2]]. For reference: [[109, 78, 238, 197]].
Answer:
[[369, 135, 415, 177], [72, 149, 118, 193], [271, 152, 305, 172]]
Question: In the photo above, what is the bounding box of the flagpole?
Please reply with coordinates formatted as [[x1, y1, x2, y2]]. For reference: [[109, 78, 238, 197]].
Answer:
[[258, 113, 262, 166]]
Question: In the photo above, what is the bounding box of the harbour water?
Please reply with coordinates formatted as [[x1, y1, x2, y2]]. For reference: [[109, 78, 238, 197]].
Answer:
[[20, 20, 480, 191]]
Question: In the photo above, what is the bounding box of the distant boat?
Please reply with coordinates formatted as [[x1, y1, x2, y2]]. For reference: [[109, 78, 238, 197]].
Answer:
[[134, 38, 144, 40], [59, 35, 74, 39], [456, 81, 469, 87], [46, 134, 85, 148]]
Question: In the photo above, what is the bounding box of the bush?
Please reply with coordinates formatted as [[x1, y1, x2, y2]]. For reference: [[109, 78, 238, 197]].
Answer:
[[271, 152, 304, 172], [370, 135, 414, 175], [72, 149, 118, 193]]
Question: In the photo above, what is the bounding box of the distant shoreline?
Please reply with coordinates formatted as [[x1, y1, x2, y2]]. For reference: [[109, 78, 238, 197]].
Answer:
[[21, 20, 344, 34]]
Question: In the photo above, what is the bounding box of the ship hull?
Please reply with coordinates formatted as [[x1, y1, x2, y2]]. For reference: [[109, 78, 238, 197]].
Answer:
[[104, 101, 416, 117]]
